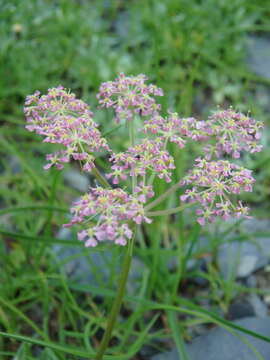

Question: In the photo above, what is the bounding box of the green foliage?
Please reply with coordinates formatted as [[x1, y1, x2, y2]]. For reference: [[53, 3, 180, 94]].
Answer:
[[1, 0, 270, 358]]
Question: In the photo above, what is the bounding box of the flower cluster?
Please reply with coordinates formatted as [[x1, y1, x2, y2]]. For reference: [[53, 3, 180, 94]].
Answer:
[[204, 108, 263, 159], [64, 187, 153, 247], [24, 86, 109, 171], [25, 74, 263, 247], [107, 138, 175, 184], [97, 73, 163, 123], [180, 159, 255, 225], [143, 111, 210, 148]]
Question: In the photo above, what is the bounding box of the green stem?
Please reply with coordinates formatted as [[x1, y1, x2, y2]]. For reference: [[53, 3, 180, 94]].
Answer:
[[92, 167, 111, 189], [95, 229, 136, 360], [77, 142, 111, 190], [128, 120, 136, 192], [145, 181, 181, 211], [146, 202, 194, 217], [102, 124, 123, 137]]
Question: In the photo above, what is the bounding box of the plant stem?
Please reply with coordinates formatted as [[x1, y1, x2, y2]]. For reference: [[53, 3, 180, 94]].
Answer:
[[146, 202, 194, 217], [95, 229, 136, 360], [128, 120, 136, 192], [77, 142, 111, 190], [92, 166, 111, 189], [145, 181, 181, 210]]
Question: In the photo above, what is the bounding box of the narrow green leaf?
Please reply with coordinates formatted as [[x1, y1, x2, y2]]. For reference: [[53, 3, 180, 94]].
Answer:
[[0, 296, 45, 338], [0, 331, 93, 358], [0, 205, 68, 216], [0, 331, 138, 359], [14, 342, 32, 360], [167, 311, 190, 360]]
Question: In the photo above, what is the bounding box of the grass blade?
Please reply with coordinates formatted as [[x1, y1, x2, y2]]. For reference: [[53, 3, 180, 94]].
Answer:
[[167, 311, 190, 360]]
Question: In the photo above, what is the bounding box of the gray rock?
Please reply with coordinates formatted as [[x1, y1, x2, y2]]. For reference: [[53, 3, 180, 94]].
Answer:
[[245, 275, 257, 289], [248, 294, 268, 318], [218, 240, 269, 279], [247, 36, 270, 79], [244, 218, 270, 235], [63, 169, 90, 192], [8, 155, 22, 174], [190, 259, 209, 287], [54, 228, 96, 284], [54, 228, 146, 293], [114, 11, 129, 39], [168, 236, 209, 272], [168, 217, 270, 282], [170, 219, 270, 280], [152, 317, 270, 360], [228, 301, 255, 320], [217, 218, 270, 279], [264, 295, 270, 306], [253, 84, 270, 110]]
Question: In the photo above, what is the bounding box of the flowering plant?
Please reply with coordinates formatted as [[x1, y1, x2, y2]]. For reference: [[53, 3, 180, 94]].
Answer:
[[25, 73, 263, 359]]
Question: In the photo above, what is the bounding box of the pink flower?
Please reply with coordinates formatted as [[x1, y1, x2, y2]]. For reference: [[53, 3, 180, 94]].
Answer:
[[143, 112, 210, 147], [25, 76, 263, 248], [204, 108, 263, 159], [115, 236, 127, 246], [134, 183, 154, 203], [78, 230, 88, 241], [65, 187, 151, 247], [107, 139, 175, 183], [97, 73, 163, 123], [85, 238, 98, 247], [197, 216, 205, 226], [180, 160, 255, 225], [24, 86, 110, 171]]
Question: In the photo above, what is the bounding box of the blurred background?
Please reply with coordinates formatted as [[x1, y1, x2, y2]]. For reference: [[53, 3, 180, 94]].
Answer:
[[1, 0, 270, 359]]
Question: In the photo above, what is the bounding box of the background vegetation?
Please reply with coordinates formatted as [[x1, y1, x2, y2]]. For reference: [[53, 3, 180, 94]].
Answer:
[[1, 0, 270, 359]]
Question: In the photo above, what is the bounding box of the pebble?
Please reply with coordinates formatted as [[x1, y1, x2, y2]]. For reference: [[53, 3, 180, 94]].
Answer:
[[218, 242, 269, 279], [228, 301, 255, 320], [248, 294, 268, 318], [237, 254, 260, 278], [217, 218, 270, 279], [63, 169, 90, 193], [263, 295, 270, 306], [227, 295, 268, 320], [247, 36, 270, 79], [245, 275, 257, 288], [54, 228, 146, 294], [152, 317, 270, 360]]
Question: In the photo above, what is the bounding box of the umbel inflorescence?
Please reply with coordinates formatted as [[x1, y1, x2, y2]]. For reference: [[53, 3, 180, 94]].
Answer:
[[25, 73, 263, 247]]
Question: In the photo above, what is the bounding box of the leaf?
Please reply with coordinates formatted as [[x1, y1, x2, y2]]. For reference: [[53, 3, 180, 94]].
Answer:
[[13, 343, 32, 360], [167, 311, 190, 360]]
